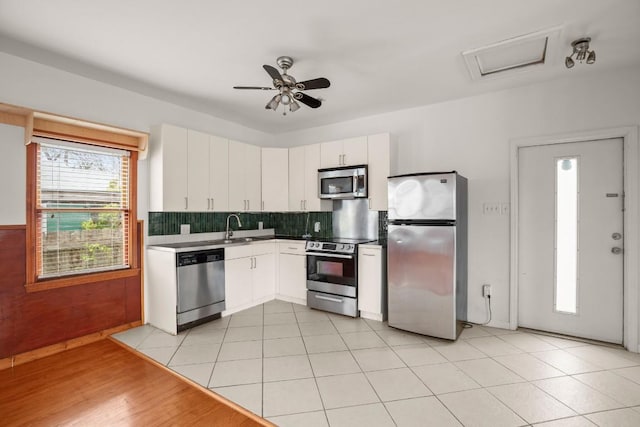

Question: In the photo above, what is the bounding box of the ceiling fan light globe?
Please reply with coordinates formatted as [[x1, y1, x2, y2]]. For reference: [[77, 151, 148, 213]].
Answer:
[[281, 93, 291, 105], [290, 100, 300, 112], [267, 94, 280, 110], [565, 56, 575, 68], [587, 51, 596, 64]]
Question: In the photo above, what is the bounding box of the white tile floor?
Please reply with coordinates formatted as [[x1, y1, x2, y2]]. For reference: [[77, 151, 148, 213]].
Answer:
[[112, 300, 640, 426]]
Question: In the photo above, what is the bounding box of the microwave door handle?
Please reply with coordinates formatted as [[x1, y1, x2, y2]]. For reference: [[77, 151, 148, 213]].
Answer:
[[305, 252, 354, 259], [353, 175, 358, 193]]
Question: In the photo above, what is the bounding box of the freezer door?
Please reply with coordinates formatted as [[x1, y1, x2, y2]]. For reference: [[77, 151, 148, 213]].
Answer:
[[388, 173, 457, 221], [387, 224, 456, 339]]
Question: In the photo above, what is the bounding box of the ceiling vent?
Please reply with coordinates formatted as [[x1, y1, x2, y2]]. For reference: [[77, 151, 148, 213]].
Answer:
[[462, 26, 562, 80]]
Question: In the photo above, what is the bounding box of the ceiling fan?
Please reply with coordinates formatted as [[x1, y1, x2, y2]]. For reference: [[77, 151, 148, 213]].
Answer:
[[233, 56, 330, 114]]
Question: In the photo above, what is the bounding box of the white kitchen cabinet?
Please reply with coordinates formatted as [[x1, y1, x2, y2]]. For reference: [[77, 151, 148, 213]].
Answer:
[[367, 133, 390, 211], [262, 148, 289, 211], [229, 140, 261, 211], [277, 241, 307, 304], [208, 135, 229, 211], [320, 136, 368, 168], [224, 242, 276, 314], [149, 124, 188, 211], [187, 129, 210, 211], [150, 124, 231, 212], [358, 244, 386, 321], [289, 144, 331, 212]]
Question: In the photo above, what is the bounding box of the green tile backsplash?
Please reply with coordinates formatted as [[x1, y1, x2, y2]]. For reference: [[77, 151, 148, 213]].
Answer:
[[148, 211, 332, 238]]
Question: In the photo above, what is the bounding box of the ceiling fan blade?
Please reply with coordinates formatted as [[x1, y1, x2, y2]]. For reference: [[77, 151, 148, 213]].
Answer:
[[296, 78, 331, 90], [296, 92, 322, 109], [233, 86, 275, 90], [263, 65, 283, 82]]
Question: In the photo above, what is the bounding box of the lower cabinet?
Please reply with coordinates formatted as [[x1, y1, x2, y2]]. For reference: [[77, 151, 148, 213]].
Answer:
[[277, 241, 307, 304], [224, 242, 276, 313], [358, 244, 386, 321]]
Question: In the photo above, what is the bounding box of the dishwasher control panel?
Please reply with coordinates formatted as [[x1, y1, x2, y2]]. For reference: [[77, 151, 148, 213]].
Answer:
[[177, 249, 225, 267]]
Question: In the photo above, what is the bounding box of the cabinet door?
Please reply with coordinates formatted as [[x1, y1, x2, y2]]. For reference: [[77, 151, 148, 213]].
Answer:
[[253, 253, 275, 300], [187, 129, 210, 211], [161, 124, 188, 211], [304, 143, 330, 211], [225, 257, 253, 310], [262, 148, 289, 211], [245, 144, 262, 211], [228, 140, 246, 211], [367, 133, 390, 211], [342, 136, 368, 166], [288, 146, 305, 211], [278, 253, 307, 301], [320, 140, 343, 168], [209, 135, 229, 211], [358, 246, 382, 314]]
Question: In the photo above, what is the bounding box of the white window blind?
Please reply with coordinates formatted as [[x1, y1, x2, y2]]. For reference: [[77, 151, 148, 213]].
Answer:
[[35, 138, 131, 278]]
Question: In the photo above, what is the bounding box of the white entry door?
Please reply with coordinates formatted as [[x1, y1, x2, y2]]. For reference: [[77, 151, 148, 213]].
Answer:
[[518, 138, 624, 344]]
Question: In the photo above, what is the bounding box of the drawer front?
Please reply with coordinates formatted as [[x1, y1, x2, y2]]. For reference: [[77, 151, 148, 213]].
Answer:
[[251, 242, 276, 256], [278, 241, 306, 255], [225, 244, 253, 260]]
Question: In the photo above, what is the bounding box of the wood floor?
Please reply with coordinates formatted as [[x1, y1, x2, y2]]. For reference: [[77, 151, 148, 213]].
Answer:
[[0, 338, 271, 426]]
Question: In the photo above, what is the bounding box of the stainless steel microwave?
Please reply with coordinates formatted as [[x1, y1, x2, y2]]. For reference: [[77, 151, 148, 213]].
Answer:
[[318, 165, 368, 199]]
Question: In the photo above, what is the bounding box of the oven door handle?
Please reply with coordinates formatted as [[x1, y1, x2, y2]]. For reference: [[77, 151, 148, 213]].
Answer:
[[314, 294, 344, 303], [305, 252, 354, 259]]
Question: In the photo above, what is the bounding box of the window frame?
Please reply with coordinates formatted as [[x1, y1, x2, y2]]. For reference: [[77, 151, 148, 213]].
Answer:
[[26, 138, 139, 292]]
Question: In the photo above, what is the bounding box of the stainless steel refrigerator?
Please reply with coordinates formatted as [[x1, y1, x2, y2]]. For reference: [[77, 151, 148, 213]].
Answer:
[[387, 171, 468, 340]]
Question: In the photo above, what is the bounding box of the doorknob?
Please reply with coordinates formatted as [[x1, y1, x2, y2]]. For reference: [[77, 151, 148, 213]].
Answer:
[[611, 247, 623, 255], [612, 232, 622, 240]]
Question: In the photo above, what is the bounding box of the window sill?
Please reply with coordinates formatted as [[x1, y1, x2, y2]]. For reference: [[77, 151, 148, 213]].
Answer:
[[25, 268, 141, 293]]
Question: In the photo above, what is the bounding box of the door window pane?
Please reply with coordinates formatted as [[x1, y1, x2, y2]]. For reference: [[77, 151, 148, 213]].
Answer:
[[555, 157, 578, 314]]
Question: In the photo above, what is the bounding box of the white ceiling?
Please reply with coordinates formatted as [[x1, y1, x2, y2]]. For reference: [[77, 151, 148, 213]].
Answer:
[[0, 0, 639, 134]]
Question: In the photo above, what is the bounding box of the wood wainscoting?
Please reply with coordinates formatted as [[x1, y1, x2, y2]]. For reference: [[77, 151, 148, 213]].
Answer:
[[0, 339, 270, 426], [0, 222, 143, 361]]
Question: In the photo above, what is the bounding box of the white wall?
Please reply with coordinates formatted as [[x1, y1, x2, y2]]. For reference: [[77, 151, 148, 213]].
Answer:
[[0, 123, 26, 225], [277, 65, 640, 327]]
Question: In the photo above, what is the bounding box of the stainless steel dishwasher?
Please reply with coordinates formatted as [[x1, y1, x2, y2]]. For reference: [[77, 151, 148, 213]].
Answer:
[[176, 248, 225, 331]]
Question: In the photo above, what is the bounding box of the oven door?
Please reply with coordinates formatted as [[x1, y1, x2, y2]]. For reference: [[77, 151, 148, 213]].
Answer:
[[306, 251, 357, 297]]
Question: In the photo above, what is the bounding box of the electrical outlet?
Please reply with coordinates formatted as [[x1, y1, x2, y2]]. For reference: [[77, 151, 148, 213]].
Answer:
[[314, 221, 321, 232], [482, 284, 491, 297], [180, 224, 190, 235], [483, 203, 500, 215], [258, 221, 263, 230]]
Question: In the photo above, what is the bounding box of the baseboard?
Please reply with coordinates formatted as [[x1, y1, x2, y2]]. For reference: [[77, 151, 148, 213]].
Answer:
[[484, 320, 512, 330], [275, 294, 306, 306], [360, 311, 384, 322], [0, 321, 142, 370]]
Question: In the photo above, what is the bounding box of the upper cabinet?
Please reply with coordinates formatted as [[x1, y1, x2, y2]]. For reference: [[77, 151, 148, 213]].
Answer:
[[150, 124, 229, 212], [261, 148, 289, 211], [229, 140, 261, 212], [289, 144, 331, 212], [367, 133, 390, 211], [149, 124, 188, 211], [320, 136, 368, 168]]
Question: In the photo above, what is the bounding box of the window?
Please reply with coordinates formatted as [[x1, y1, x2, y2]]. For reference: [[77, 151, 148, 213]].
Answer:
[[35, 138, 131, 278], [555, 156, 579, 314]]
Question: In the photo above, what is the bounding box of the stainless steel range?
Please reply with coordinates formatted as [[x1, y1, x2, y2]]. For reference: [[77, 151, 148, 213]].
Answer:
[[305, 237, 373, 317]]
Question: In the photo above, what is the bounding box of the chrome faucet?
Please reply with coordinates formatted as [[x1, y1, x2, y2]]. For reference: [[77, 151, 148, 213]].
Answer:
[[225, 214, 242, 240]]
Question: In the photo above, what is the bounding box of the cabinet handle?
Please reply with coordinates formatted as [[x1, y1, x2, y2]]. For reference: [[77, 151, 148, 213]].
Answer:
[[315, 294, 343, 303], [342, 154, 346, 165], [304, 200, 307, 210], [287, 247, 297, 250], [262, 200, 265, 211], [247, 200, 250, 211], [300, 200, 304, 210], [211, 198, 214, 210], [207, 198, 210, 210], [185, 197, 188, 210], [361, 253, 376, 257]]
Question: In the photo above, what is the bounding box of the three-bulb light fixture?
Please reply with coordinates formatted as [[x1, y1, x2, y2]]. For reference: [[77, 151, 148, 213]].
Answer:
[[565, 37, 596, 69], [266, 88, 301, 114]]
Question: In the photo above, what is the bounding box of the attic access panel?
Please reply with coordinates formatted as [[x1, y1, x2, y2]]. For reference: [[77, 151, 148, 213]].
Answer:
[[462, 27, 562, 80]]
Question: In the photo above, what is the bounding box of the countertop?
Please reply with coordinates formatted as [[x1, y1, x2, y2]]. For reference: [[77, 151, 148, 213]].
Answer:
[[147, 235, 309, 253]]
